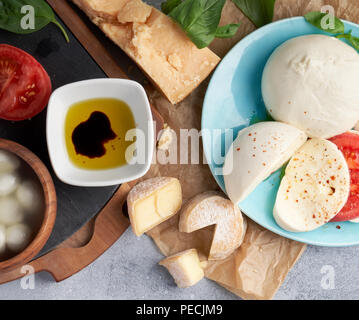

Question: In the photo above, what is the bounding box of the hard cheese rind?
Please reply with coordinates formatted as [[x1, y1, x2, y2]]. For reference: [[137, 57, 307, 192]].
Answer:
[[127, 177, 182, 236], [179, 192, 247, 260], [274, 139, 350, 232], [159, 248, 204, 288], [223, 122, 307, 204], [72, 0, 220, 104]]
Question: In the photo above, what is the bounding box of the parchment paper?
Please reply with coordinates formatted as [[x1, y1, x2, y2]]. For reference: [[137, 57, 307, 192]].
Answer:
[[143, 0, 358, 300]]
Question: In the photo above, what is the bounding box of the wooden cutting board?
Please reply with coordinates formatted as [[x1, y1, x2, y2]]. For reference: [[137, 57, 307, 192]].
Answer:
[[0, 0, 163, 284]]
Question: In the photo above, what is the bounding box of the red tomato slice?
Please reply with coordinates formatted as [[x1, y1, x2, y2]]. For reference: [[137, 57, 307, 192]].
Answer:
[[330, 132, 359, 222], [0, 44, 51, 121]]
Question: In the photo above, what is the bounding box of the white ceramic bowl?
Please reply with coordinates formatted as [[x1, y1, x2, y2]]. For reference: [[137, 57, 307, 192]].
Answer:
[[46, 79, 154, 187]]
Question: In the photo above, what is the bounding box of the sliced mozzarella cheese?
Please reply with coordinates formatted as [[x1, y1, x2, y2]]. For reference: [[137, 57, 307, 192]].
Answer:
[[223, 122, 307, 204], [274, 139, 350, 232]]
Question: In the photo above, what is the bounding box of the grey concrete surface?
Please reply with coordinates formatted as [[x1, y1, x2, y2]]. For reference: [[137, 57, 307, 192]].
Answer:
[[0, 227, 358, 300]]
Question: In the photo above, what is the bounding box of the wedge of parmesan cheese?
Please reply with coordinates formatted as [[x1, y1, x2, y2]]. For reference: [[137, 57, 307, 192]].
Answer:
[[159, 249, 204, 288], [72, 0, 128, 22], [127, 177, 182, 236], [179, 192, 247, 260], [71, 0, 220, 104], [117, 0, 151, 23]]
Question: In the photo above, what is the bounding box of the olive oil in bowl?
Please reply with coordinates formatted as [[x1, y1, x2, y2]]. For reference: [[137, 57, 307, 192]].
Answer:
[[65, 98, 136, 170]]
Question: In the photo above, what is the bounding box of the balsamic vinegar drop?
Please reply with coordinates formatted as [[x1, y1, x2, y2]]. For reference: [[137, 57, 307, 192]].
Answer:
[[65, 98, 136, 170]]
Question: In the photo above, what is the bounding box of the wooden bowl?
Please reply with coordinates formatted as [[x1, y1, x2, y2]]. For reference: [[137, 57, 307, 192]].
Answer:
[[0, 139, 57, 272]]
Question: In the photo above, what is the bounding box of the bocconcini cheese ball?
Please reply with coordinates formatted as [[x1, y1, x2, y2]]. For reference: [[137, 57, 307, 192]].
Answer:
[[0, 198, 23, 226], [0, 150, 20, 174], [262, 34, 359, 139], [0, 173, 18, 197], [0, 225, 6, 255], [6, 224, 32, 253], [16, 181, 43, 214]]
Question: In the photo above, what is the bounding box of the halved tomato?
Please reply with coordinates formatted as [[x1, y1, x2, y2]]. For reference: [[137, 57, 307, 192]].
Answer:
[[0, 44, 51, 121], [330, 131, 359, 222]]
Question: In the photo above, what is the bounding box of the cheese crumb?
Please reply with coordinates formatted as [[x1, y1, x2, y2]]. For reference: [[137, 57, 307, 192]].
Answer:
[[157, 124, 174, 151]]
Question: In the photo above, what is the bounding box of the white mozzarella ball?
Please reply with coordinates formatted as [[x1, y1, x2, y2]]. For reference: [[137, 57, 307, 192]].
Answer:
[[0, 198, 24, 226], [262, 35, 359, 139], [16, 181, 43, 214], [0, 150, 20, 174], [6, 224, 32, 253], [0, 225, 6, 255], [0, 173, 18, 196]]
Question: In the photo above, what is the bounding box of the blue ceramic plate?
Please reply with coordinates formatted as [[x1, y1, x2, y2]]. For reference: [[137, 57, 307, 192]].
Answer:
[[202, 17, 359, 247]]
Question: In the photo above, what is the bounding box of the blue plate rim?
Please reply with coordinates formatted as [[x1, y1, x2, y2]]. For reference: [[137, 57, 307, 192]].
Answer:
[[202, 16, 359, 247]]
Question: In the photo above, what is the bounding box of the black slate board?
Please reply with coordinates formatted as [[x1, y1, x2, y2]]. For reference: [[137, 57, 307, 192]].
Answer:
[[0, 19, 118, 256]]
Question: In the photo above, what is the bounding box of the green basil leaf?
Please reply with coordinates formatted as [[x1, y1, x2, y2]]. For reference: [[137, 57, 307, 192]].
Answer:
[[350, 37, 359, 51], [232, 0, 276, 28], [169, 0, 227, 49], [161, 0, 182, 15], [304, 11, 344, 34], [336, 31, 359, 51], [0, 0, 69, 42], [249, 111, 273, 126], [0, 0, 47, 33], [279, 163, 287, 181], [215, 23, 240, 38]]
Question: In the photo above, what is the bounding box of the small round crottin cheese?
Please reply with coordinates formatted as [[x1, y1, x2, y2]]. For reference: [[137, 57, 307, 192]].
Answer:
[[127, 177, 182, 236], [179, 191, 247, 260], [262, 34, 359, 139], [159, 248, 204, 288]]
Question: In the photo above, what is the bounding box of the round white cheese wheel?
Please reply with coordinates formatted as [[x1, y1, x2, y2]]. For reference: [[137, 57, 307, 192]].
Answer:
[[0, 198, 24, 226], [274, 139, 350, 232], [223, 121, 307, 204], [179, 191, 247, 260], [262, 35, 359, 139], [0, 225, 6, 255], [6, 224, 32, 253]]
